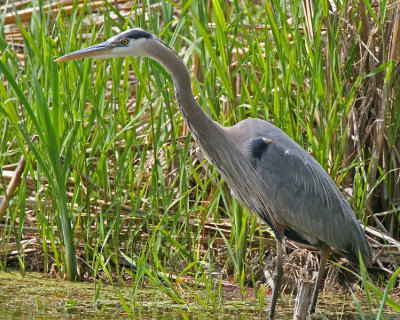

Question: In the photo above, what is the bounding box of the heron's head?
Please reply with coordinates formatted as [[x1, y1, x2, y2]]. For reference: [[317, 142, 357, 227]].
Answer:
[[56, 29, 156, 62]]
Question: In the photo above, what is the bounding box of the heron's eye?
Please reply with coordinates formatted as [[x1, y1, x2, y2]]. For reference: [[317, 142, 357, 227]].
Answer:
[[121, 39, 129, 45]]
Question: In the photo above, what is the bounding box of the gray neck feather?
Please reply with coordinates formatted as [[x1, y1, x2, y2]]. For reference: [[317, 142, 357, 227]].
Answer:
[[147, 40, 222, 141]]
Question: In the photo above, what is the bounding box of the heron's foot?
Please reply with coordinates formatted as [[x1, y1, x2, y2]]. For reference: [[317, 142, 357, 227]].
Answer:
[[268, 272, 282, 319], [268, 295, 277, 319], [309, 300, 317, 315], [268, 303, 277, 320], [307, 287, 318, 315]]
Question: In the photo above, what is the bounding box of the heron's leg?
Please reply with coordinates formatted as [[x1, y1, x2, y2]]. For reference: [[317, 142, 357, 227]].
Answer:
[[269, 239, 283, 319], [309, 244, 331, 314]]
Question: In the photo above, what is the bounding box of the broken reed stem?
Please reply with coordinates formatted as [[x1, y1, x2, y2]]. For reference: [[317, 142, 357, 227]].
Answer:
[[0, 148, 28, 220], [0, 136, 37, 220], [293, 280, 312, 320]]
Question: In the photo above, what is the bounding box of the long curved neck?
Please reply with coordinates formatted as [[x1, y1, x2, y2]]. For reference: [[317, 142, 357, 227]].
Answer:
[[147, 40, 222, 141], [145, 39, 280, 236]]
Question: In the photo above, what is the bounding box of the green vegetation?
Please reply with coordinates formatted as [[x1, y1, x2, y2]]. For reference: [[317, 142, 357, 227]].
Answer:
[[0, 0, 399, 317]]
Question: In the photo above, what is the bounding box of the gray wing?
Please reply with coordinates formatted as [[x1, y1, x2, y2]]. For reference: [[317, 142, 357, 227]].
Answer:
[[247, 129, 370, 265]]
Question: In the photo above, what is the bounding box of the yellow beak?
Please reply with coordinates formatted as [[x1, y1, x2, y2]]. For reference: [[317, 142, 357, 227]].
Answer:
[[55, 42, 113, 62]]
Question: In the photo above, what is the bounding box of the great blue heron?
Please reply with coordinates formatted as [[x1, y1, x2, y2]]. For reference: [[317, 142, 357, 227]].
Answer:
[[56, 29, 371, 318]]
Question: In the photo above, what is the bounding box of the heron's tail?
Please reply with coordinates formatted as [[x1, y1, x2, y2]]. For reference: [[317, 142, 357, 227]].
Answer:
[[340, 230, 371, 268]]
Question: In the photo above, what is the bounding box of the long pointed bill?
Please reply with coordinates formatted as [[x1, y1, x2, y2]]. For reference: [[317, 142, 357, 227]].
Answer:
[[55, 42, 113, 62]]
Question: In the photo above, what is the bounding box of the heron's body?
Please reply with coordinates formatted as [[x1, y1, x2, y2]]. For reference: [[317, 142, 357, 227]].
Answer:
[[57, 29, 371, 318], [230, 119, 368, 257], [197, 117, 369, 262]]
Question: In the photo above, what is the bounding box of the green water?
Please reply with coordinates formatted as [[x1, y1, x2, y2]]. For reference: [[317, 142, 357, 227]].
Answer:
[[0, 270, 271, 319], [0, 270, 396, 319]]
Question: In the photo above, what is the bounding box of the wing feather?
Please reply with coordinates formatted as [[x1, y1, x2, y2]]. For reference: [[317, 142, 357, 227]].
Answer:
[[245, 125, 370, 265]]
